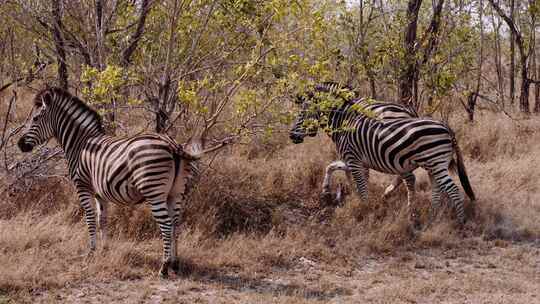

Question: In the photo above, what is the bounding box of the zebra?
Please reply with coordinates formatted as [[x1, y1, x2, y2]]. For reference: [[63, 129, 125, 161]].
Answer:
[[17, 87, 201, 278], [298, 82, 420, 203], [290, 83, 476, 226]]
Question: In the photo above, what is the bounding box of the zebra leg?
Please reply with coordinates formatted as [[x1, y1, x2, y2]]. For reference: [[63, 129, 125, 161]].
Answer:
[[167, 195, 183, 275], [138, 188, 175, 278], [75, 186, 97, 255], [133, 167, 177, 278], [348, 162, 369, 202], [430, 168, 466, 226], [148, 199, 174, 279], [321, 160, 350, 201], [427, 173, 442, 226], [401, 172, 419, 226], [382, 176, 403, 199], [95, 196, 108, 250]]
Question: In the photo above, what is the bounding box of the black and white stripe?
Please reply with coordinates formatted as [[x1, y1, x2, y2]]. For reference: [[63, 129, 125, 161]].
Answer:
[[302, 82, 419, 201], [18, 87, 199, 278], [290, 82, 475, 225]]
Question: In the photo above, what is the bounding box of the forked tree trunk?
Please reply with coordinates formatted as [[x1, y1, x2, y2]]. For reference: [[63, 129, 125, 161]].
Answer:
[[489, 0, 532, 113]]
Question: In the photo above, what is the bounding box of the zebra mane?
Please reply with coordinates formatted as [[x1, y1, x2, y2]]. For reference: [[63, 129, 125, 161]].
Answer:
[[35, 87, 105, 133], [313, 81, 358, 101], [314, 81, 353, 92]]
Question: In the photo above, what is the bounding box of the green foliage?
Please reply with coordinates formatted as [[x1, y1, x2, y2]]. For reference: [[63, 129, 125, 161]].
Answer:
[[1, 0, 522, 138], [80, 65, 133, 107]]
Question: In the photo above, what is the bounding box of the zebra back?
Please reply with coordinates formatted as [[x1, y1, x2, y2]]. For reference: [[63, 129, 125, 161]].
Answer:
[[311, 81, 418, 119]]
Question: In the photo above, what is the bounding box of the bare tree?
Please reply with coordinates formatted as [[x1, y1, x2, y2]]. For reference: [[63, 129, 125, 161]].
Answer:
[[488, 0, 539, 113]]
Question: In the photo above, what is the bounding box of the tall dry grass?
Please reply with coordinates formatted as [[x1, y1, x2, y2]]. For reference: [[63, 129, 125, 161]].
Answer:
[[1, 106, 539, 300]]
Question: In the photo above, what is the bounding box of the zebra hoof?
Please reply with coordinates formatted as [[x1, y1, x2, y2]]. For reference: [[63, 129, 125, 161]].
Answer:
[[319, 191, 333, 206], [159, 268, 169, 279], [171, 260, 180, 275], [409, 213, 421, 231], [159, 261, 170, 279], [82, 249, 96, 261]]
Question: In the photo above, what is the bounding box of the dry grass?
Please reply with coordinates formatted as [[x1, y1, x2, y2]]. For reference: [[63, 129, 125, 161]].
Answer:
[[1, 103, 540, 302]]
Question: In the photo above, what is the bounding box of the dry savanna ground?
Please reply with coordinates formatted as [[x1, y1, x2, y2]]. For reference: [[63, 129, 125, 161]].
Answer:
[[1, 93, 539, 303]]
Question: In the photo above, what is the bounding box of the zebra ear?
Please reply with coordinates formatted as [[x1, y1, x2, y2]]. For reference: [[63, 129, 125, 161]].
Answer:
[[295, 92, 314, 104], [294, 94, 304, 104], [36, 90, 52, 108]]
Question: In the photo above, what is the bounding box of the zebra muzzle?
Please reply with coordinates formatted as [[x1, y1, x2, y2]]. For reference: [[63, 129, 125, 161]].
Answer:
[[289, 133, 304, 144], [17, 136, 34, 152]]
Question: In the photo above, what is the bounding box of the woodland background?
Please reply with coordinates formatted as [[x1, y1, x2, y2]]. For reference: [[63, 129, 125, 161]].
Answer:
[[0, 1, 539, 303]]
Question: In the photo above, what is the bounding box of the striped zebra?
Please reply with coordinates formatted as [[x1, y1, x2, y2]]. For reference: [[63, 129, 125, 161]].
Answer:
[[17, 87, 200, 278], [290, 83, 476, 226], [302, 82, 420, 202]]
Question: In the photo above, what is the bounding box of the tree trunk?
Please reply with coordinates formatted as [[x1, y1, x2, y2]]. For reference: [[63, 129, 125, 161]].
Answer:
[[509, 0, 516, 105], [94, 0, 105, 70], [534, 21, 540, 113], [399, 0, 422, 108], [469, 0, 484, 122], [536, 49, 540, 112], [51, 0, 68, 90], [520, 71, 531, 113], [492, 14, 504, 105], [357, 0, 377, 99], [423, 0, 445, 108], [467, 93, 476, 122]]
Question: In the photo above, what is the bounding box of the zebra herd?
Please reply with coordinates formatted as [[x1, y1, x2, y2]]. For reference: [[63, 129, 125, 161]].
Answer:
[[17, 84, 475, 277]]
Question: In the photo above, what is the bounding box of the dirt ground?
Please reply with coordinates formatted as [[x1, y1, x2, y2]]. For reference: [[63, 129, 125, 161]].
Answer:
[[26, 240, 539, 304]]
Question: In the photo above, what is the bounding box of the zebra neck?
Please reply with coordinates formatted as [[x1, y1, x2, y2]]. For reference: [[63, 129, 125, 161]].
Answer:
[[53, 107, 105, 175], [327, 103, 358, 138], [60, 131, 103, 166]]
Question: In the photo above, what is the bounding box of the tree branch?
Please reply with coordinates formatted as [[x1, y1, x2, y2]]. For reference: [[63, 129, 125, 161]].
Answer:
[[121, 0, 153, 67]]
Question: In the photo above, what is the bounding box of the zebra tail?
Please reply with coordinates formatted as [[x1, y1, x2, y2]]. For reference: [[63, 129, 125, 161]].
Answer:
[[451, 137, 476, 202], [171, 145, 201, 197]]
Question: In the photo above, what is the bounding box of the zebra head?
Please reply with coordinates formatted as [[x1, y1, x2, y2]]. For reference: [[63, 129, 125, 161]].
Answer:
[[289, 90, 321, 144], [290, 82, 356, 144], [17, 89, 57, 152]]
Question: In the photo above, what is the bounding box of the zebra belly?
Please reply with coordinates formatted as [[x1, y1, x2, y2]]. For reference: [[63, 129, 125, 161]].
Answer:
[[93, 181, 144, 206], [88, 158, 145, 205], [362, 158, 417, 175]]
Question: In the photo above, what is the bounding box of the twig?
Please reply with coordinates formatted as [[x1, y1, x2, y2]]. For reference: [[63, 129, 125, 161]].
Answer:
[[0, 91, 16, 150], [472, 92, 519, 122]]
